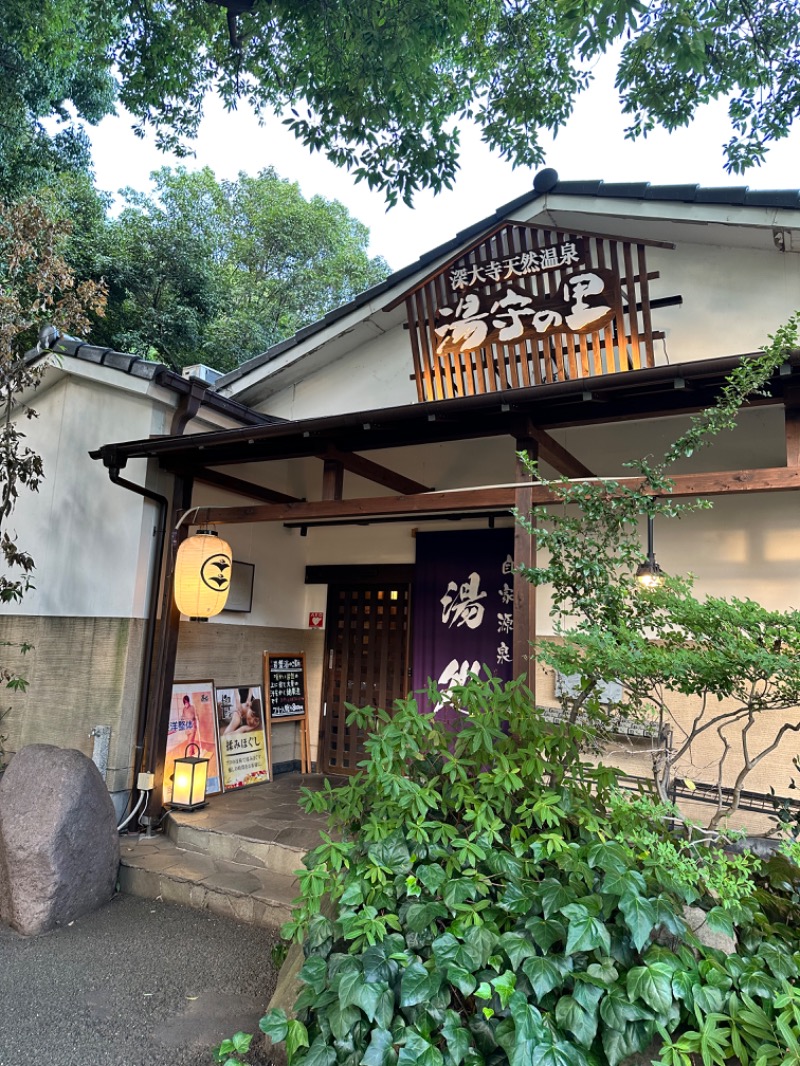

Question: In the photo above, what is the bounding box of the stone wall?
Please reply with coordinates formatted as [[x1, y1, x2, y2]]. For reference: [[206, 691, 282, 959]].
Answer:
[[0, 615, 145, 796], [0, 616, 325, 805]]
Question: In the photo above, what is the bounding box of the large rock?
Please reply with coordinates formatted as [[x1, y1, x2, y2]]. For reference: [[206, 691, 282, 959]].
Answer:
[[0, 744, 119, 935]]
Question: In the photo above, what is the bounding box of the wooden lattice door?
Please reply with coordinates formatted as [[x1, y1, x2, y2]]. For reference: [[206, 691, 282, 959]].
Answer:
[[319, 581, 411, 775]]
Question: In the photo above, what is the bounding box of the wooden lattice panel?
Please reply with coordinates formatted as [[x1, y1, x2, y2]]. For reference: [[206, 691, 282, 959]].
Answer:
[[320, 583, 410, 775], [402, 223, 663, 401]]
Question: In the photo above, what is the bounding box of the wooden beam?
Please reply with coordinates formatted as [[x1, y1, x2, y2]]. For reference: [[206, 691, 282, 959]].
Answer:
[[513, 439, 538, 696], [322, 459, 344, 500], [322, 446, 432, 495], [181, 467, 302, 504], [196, 487, 515, 525], [188, 467, 800, 527], [516, 421, 595, 478]]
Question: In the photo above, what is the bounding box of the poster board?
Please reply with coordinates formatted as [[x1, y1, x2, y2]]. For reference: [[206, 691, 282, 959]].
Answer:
[[215, 684, 270, 790], [263, 652, 310, 774], [165, 681, 222, 803]]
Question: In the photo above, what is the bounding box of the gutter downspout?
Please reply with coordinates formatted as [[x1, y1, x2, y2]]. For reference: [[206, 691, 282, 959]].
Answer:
[[99, 446, 168, 788], [95, 380, 210, 816]]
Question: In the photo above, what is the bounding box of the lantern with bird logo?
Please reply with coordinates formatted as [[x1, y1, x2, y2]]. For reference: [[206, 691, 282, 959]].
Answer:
[[174, 529, 233, 619]]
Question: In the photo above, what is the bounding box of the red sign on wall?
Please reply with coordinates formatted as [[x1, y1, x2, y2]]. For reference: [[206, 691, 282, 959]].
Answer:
[[308, 612, 324, 629]]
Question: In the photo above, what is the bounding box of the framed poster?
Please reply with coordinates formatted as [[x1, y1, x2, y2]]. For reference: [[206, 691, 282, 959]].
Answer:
[[165, 681, 222, 803], [215, 684, 270, 790]]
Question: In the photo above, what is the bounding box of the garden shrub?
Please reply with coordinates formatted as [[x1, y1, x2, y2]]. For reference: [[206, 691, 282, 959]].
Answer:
[[250, 675, 800, 1066]]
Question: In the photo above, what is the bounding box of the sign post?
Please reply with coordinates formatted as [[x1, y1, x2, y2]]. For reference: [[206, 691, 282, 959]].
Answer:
[[263, 652, 310, 775]]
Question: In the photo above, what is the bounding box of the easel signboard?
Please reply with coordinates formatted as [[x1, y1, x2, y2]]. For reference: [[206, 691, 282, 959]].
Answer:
[[263, 652, 310, 774]]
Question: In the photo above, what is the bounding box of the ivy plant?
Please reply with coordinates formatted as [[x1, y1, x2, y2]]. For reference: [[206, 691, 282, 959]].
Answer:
[[252, 675, 800, 1066]]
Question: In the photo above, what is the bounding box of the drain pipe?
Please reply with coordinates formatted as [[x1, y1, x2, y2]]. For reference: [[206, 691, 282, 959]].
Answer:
[[100, 447, 169, 793]]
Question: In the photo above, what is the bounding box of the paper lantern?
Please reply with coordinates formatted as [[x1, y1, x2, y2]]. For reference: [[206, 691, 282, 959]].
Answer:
[[174, 529, 232, 618], [170, 743, 209, 811]]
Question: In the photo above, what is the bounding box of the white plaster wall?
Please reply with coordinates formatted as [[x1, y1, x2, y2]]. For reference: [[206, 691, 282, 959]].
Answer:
[[644, 241, 800, 365], [264, 322, 417, 420], [11, 375, 161, 618]]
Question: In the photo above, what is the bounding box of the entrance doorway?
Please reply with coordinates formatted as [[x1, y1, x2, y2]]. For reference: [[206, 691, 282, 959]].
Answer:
[[318, 572, 412, 775]]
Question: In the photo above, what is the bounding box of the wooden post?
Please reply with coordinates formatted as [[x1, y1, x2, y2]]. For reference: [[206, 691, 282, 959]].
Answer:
[[513, 439, 538, 697], [322, 459, 344, 500], [785, 389, 800, 467], [146, 476, 193, 819]]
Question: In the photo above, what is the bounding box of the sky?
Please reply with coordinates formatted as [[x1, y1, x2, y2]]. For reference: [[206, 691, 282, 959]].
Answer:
[[85, 53, 800, 273]]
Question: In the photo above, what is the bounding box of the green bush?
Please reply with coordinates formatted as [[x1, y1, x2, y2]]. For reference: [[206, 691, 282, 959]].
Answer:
[[253, 675, 800, 1066]]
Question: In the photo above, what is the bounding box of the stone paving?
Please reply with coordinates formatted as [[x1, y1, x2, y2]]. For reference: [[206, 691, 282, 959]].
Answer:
[[119, 773, 337, 929]]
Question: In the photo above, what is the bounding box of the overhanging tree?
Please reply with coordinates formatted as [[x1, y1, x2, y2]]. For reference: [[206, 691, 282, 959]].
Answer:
[[4, 2, 800, 205], [518, 314, 800, 830]]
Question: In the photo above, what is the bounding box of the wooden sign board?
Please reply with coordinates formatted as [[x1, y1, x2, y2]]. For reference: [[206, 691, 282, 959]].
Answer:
[[263, 652, 310, 774], [395, 221, 669, 402]]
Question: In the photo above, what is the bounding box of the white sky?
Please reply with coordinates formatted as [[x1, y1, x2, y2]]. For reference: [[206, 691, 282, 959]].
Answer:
[[86, 54, 800, 273]]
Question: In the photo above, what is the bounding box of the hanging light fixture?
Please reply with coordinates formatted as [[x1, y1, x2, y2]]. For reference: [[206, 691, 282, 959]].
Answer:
[[635, 514, 665, 589], [170, 743, 209, 811], [174, 529, 233, 619]]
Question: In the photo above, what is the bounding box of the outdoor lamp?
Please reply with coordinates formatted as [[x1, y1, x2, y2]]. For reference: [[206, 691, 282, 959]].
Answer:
[[174, 529, 232, 619], [635, 515, 665, 589], [170, 743, 209, 811]]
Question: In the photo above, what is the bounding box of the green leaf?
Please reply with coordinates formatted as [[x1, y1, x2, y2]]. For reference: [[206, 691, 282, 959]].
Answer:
[[705, 907, 735, 940], [619, 892, 657, 952], [260, 1008, 289, 1043], [526, 917, 566, 952], [446, 965, 477, 996], [232, 1032, 253, 1054], [522, 956, 564, 999], [627, 962, 675, 1015], [286, 1020, 310, 1060], [398, 1032, 443, 1066], [303, 1038, 337, 1066], [299, 954, 328, 994], [405, 902, 449, 932], [539, 879, 575, 919], [361, 1028, 397, 1066], [531, 1035, 585, 1066], [444, 879, 479, 909], [600, 986, 653, 1030], [491, 970, 517, 1009], [555, 995, 598, 1048], [602, 1021, 652, 1066], [400, 962, 441, 1007], [562, 904, 611, 957], [442, 1014, 471, 1066], [499, 932, 538, 968], [369, 834, 412, 875], [328, 1003, 362, 1042], [587, 841, 630, 874], [417, 864, 448, 895]]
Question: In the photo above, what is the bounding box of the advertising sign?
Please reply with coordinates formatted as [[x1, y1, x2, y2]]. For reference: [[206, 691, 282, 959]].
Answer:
[[215, 685, 270, 791]]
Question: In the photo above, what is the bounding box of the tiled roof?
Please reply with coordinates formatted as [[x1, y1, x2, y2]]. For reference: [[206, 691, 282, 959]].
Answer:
[[27, 335, 277, 426], [217, 170, 800, 392]]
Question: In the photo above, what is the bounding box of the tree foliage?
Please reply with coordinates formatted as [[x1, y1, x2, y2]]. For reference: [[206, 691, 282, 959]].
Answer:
[[517, 315, 800, 828], [0, 197, 106, 763], [4, 2, 800, 205], [0, 0, 116, 198], [85, 166, 390, 372]]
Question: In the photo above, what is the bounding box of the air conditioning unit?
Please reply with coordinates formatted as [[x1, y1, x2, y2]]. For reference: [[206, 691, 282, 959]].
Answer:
[[181, 364, 222, 386]]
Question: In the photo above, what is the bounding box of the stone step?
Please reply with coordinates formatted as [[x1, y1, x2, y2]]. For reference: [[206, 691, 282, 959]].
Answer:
[[165, 815, 318, 878], [119, 834, 299, 930]]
